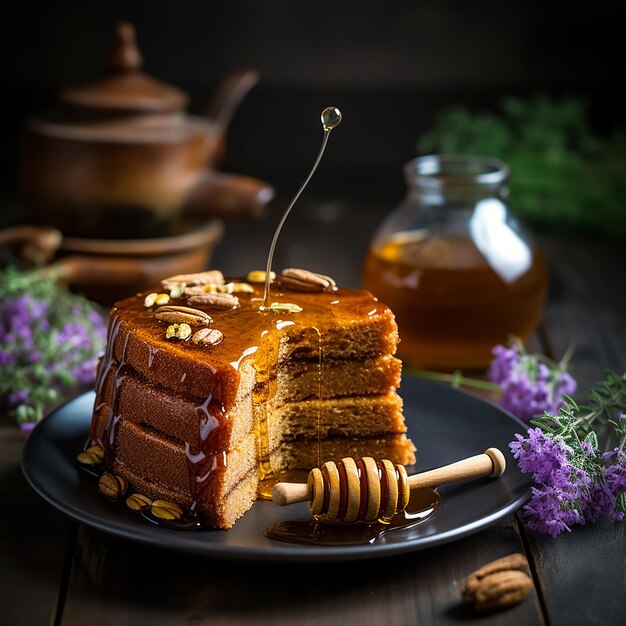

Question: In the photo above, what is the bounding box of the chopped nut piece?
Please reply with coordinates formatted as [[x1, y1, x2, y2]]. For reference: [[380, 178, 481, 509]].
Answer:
[[98, 473, 128, 499], [125, 493, 152, 511], [265, 301, 303, 314], [169, 284, 185, 299], [154, 305, 212, 326], [229, 282, 255, 293], [166, 323, 192, 340], [144, 292, 158, 307], [187, 292, 239, 309], [279, 268, 337, 292], [184, 282, 253, 296], [192, 327, 224, 346], [247, 270, 276, 283]]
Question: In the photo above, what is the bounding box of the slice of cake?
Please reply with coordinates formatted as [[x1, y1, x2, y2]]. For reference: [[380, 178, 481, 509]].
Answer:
[[89, 269, 415, 528]]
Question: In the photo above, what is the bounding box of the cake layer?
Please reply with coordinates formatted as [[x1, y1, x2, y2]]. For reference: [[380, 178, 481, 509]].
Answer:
[[114, 419, 258, 506], [94, 365, 254, 455], [267, 392, 406, 444], [271, 434, 416, 472], [273, 354, 401, 402]]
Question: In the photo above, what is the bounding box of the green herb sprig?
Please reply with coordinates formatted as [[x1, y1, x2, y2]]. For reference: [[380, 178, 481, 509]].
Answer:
[[419, 95, 626, 237]]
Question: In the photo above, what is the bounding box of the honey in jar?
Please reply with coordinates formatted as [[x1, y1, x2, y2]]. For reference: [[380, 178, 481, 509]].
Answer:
[[362, 155, 548, 370]]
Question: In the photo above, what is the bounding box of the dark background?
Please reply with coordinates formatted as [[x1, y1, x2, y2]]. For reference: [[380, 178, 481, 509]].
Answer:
[[1, 0, 624, 206]]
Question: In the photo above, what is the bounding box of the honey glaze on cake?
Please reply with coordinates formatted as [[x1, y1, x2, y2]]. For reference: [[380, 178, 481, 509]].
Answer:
[[88, 276, 409, 527]]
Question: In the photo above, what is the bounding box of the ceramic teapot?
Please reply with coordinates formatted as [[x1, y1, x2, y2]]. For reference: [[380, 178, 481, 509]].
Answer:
[[19, 22, 273, 239]]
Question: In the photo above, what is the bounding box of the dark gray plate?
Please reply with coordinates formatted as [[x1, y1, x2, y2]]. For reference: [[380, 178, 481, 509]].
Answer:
[[21, 377, 530, 561]]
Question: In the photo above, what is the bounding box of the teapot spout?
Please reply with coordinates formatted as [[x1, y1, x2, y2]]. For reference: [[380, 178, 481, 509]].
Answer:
[[184, 171, 274, 222], [207, 69, 259, 164]]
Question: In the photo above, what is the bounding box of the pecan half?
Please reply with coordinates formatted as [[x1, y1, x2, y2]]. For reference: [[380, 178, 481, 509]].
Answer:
[[161, 270, 225, 290], [462, 553, 529, 602], [462, 554, 533, 612], [187, 292, 239, 309], [154, 305, 212, 326], [278, 268, 337, 292], [473, 570, 533, 612]]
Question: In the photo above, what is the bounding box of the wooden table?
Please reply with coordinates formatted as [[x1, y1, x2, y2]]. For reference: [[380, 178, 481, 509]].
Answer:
[[1, 183, 624, 625]]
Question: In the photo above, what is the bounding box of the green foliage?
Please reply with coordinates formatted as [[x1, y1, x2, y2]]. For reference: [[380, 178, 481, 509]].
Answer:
[[419, 95, 626, 237]]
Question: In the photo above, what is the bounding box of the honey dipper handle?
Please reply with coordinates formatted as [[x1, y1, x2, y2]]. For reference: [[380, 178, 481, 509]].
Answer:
[[407, 448, 506, 490], [272, 482, 310, 506]]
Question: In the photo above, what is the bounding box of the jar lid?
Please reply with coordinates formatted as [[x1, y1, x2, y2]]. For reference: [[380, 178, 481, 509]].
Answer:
[[58, 22, 188, 114]]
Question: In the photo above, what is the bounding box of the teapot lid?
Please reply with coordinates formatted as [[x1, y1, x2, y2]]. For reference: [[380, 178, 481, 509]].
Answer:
[[58, 22, 188, 114]]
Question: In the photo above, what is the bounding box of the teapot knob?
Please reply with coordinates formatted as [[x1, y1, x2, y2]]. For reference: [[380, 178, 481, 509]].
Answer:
[[107, 21, 143, 73]]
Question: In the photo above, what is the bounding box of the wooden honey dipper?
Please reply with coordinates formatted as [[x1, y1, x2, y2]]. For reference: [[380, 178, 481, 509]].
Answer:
[[272, 448, 506, 523]]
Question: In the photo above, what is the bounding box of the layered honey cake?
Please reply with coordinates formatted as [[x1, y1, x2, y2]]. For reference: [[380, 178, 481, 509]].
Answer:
[[89, 269, 415, 528]]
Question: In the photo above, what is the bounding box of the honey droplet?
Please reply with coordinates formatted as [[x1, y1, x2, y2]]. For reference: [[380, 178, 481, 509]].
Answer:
[[321, 107, 342, 131]]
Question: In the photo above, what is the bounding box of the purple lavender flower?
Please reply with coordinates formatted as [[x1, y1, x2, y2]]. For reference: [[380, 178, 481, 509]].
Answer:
[[509, 371, 626, 536], [0, 350, 15, 366], [487, 344, 519, 384], [582, 480, 616, 522], [488, 341, 577, 422], [523, 485, 585, 537], [508, 426, 608, 535], [1, 271, 107, 429], [19, 421, 36, 436], [510, 427, 569, 484], [603, 450, 626, 496], [7, 389, 29, 406], [70, 359, 99, 386]]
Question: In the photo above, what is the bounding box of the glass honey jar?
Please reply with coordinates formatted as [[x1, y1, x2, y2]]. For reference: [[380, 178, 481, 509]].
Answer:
[[362, 155, 548, 370]]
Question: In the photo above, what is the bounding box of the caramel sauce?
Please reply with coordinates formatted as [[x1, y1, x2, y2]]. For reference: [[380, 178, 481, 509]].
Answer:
[[265, 488, 440, 546], [362, 235, 548, 369]]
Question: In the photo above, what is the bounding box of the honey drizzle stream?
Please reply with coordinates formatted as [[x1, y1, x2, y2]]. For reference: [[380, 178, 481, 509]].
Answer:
[[261, 107, 342, 308], [255, 323, 280, 499], [313, 325, 323, 469], [256, 107, 342, 496]]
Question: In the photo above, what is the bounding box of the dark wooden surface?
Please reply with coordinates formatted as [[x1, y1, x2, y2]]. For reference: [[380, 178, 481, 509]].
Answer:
[[1, 185, 625, 625]]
